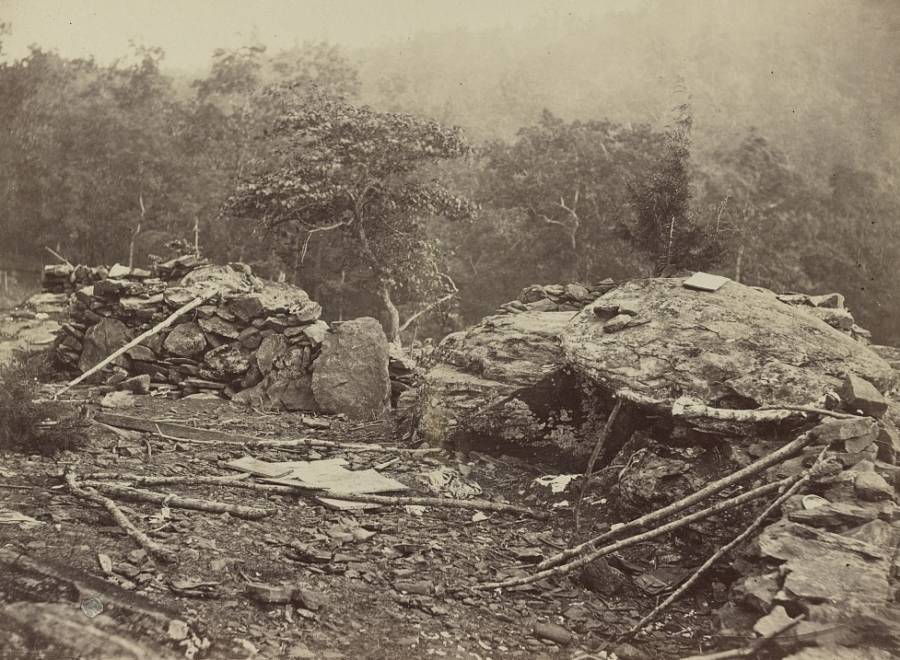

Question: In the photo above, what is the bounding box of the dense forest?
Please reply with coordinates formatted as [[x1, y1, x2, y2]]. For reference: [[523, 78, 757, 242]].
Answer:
[[1, 0, 899, 344]]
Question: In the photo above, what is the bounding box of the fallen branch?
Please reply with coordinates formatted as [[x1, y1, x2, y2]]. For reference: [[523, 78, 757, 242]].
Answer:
[[85, 473, 314, 495], [753, 405, 860, 420], [478, 476, 792, 590], [674, 399, 865, 423], [621, 452, 823, 641], [679, 614, 805, 660], [316, 492, 549, 520], [94, 412, 440, 454], [398, 270, 459, 334], [57, 289, 219, 396], [83, 482, 275, 520], [536, 430, 815, 571], [64, 471, 177, 563], [44, 246, 73, 267], [573, 399, 623, 532]]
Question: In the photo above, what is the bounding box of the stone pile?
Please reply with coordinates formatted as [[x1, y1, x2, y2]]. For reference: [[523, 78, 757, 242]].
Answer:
[[495, 280, 617, 315], [41, 263, 107, 294], [48, 256, 397, 419], [776, 290, 873, 344], [724, 409, 900, 657]]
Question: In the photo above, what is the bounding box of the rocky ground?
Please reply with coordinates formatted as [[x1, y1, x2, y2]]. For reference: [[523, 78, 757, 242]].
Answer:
[[0, 390, 742, 660]]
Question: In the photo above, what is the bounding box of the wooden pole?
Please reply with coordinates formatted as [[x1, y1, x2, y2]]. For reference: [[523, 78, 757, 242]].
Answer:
[[55, 288, 218, 397]]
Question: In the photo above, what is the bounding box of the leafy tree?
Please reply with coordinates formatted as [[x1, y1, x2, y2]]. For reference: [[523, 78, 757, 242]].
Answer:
[[622, 109, 731, 276], [184, 42, 361, 267], [224, 91, 475, 342], [0, 45, 191, 265], [698, 130, 818, 288], [479, 110, 655, 282]]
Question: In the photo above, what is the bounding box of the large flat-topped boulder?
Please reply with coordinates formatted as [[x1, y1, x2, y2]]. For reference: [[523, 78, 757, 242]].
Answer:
[[563, 278, 895, 409]]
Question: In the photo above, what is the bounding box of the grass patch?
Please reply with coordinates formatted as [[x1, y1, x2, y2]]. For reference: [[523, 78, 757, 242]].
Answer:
[[0, 351, 86, 455]]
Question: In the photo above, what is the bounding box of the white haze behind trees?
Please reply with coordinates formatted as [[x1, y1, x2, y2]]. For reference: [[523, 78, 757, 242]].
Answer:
[[1, 0, 899, 344]]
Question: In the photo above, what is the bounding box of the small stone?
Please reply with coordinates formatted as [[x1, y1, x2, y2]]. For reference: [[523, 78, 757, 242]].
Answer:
[[753, 605, 795, 637], [204, 343, 251, 377], [292, 587, 322, 611], [603, 314, 635, 333], [198, 315, 241, 339], [163, 322, 207, 357], [126, 345, 156, 362], [809, 292, 845, 309], [302, 320, 330, 345], [294, 301, 322, 323], [877, 423, 900, 463], [840, 374, 888, 418], [108, 263, 151, 279], [811, 417, 878, 445], [855, 470, 895, 502], [617, 299, 641, 316], [580, 557, 633, 597], [246, 582, 294, 604], [127, 549, 147, 564], [564, 283, 591, 302], [256, 334, 288, 375], [118, 374, 151, 394], [105, 367, 129, 386], [100, 391, 135, 409], [227, 294, 265, 322], [787, 500, 877, 530], [525, 299, 559, 312], [167, 619, 190, 641], [532, 622, 572, 646], [289, 644, 316, 659], [735, 573, 780, 614], [394, 580, 434, 596]]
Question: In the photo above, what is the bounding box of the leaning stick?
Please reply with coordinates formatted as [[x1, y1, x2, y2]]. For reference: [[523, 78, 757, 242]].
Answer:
[[84, 482, 274, 520], [44, 245, 73, 267], [56, 288, 219, 397], [479, 476, 793, 590], [535, 430, 815, 571], [316, 492, 550, 520], [621, 457, 821, 641], [573, 399, 623, 532], [65, 472, 178, 563]]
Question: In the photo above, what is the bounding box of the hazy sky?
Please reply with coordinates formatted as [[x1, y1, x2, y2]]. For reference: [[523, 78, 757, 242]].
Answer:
[[0, 0, 632, 70]]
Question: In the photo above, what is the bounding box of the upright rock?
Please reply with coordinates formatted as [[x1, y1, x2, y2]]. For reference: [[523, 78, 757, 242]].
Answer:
[[417, 311, 576, 449], [78, 318, 131, 373], [311, 318, 390, 420]]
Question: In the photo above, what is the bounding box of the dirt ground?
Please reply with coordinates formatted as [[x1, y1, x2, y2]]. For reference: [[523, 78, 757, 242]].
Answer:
[[0, 389, 737, 660]]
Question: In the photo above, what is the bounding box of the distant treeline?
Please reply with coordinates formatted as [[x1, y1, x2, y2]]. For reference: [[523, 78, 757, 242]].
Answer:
[[0, 3, 898, 344]]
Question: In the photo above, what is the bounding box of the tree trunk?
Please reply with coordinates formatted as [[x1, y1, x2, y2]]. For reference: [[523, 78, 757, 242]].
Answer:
[[735, 244, 744, 283], [378, 281, 400, 345]]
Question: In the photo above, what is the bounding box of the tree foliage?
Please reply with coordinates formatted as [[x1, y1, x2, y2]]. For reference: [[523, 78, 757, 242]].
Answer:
[[224, 91, 476, 341]]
